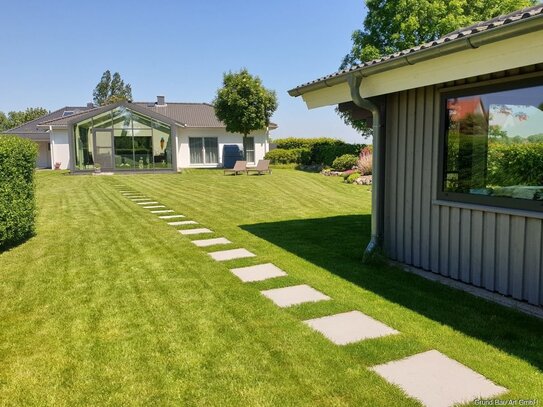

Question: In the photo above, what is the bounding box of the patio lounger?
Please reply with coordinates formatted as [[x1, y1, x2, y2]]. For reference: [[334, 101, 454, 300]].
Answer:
[[224, 160, 247, 175], [246, 160, 272, 175]]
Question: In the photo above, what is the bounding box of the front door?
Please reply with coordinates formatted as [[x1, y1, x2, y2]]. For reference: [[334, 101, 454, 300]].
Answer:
[[93, 129, 114, 170]]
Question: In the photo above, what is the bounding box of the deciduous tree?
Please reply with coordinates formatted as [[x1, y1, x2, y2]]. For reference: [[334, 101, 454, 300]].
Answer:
[[339, 0, 536, 135], [93, 70, 133, 106], [214, 69, 277, 138]]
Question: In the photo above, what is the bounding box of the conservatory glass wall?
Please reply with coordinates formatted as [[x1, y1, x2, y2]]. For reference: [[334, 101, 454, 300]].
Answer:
[[73, 106, 173, 171]]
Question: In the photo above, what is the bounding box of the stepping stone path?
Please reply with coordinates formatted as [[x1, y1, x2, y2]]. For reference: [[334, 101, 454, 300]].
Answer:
[[179, 228, 213, 235], [261, 284, 330, 308], [191, 237, 231, 247], [303, 311, 398, 345], [371, 350, 507, 407], [208, 248, 255, 262], [168, 220, 198, 226], [116, 185, 507, 406], [230, 263, 287, 282]]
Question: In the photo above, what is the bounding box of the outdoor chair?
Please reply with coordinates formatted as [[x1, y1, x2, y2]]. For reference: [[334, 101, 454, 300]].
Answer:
[[224, 160, 247, 175], [246, 160, 272, 175]]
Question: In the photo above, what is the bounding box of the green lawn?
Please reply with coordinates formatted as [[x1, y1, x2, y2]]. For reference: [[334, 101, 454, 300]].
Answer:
[[1, 169, 542, 406]]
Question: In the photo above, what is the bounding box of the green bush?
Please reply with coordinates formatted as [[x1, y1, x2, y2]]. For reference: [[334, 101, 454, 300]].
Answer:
[[273, 137, 365, 166], [0, 136, 38, 250], [345, 172, 362, 184], [264, 148, 310, 164], [487, 142, 543, 186], [274, 137, 343, 150], [332, 154, 358, 171]]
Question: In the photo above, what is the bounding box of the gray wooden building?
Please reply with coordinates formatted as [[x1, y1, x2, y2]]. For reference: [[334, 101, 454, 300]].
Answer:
[[289, 5, 543, 307]]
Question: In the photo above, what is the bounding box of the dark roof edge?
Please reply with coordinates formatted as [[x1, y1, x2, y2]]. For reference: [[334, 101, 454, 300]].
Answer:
[[288, 11, 543, 97], [37, 101, 185, 128]]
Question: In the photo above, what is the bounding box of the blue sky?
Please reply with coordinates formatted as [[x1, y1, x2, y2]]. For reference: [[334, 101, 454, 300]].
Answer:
[[0, 0, 366, 142]]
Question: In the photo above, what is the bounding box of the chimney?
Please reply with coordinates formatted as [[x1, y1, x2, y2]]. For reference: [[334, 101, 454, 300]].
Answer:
[[156, 95, 166, 106], [87, 102, 94, 108]]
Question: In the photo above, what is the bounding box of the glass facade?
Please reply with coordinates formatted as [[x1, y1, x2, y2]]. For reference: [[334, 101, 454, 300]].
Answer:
[[443, 81, 543, 208], [74, 106, 172, 170]]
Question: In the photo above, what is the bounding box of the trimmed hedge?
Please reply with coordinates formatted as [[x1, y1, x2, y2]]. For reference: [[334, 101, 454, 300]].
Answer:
[[0, 136, 38, 250], [264, 148, 310, 164], [270, 137, 365, 166]]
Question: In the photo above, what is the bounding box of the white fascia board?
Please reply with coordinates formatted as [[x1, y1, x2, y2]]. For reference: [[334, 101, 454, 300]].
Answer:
[[301, 30, 543, 109]]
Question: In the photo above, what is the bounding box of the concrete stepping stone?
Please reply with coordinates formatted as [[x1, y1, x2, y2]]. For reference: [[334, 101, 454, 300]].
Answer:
[[371, 350, 507, 407], [208, 248, 256, 262], [169, 220, 198, 226], [179, 228, 213, 235], [159, 215, 185, 219], [130, 198, 148, 201], [261, 284, 330, 308], [191, 237, 232, 247], [143, 205, 166, 209], [151, 209, 174, 213], [230, 263, 287, 282], [303, 311, 399, 345], [137, 201, 158, 205]]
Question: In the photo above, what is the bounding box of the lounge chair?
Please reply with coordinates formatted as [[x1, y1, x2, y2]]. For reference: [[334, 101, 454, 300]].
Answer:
[[246, 160, 272, 175], [224, 160, 247, 175]]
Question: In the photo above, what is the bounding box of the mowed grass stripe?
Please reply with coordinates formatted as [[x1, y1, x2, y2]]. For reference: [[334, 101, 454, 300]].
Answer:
[[114, 170, 543, 401], [1, 171, 542, 405]]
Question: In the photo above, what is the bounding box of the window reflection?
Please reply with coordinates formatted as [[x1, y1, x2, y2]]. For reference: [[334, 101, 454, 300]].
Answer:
[[444, 83, 543, 202]]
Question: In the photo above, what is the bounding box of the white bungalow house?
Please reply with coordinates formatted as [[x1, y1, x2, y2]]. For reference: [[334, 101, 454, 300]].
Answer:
[[4, 96, 276, 171]]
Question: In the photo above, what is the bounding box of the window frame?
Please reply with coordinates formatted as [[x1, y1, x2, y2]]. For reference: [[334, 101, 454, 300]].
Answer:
[[437, 75, 543, 212], [189, 136, 219, 165]]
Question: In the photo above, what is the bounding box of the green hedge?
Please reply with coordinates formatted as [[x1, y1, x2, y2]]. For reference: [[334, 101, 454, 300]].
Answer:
[[264, 148, 310, 164], [0, 136, 38, 250], [271, 137, 365, 166], [487, 142, 543, 186]]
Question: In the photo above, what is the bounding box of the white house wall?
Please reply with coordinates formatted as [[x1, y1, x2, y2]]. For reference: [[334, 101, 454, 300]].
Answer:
[[36, 141, 51, 168], [176, 127, 269, 169], [50, 131, 70, 170]]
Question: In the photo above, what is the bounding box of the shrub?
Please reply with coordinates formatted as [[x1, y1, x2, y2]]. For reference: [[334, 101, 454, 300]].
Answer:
[[357, 146, 373, 175], [274, 137, 343, 150], [332, 154, 358, 171], [345, 172, 362, 184], [0, 136, 38, 250], [487, 142, 543, 186], [264, 148, 310, 164], [273, 137, 365, 166]]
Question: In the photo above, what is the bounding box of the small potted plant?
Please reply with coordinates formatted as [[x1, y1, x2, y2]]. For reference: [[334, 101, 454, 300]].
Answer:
[[94, 163, 101, 173], [54, 162, 61, 170]]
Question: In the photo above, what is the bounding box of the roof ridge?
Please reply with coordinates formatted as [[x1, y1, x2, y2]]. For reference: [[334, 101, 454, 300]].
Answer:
[[4, 106, 70, 132]]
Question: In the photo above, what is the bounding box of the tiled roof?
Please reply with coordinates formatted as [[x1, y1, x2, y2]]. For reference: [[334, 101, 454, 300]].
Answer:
[[40, 101, 277, 129], [132, 102, 225, 127], [289, 4, 543, 95], [3, 106, 94, 134]]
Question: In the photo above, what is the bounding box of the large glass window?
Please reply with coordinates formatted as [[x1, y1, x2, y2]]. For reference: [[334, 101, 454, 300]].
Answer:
[[442, 80, 543, 210], [73, 106, 172, 171], [189, 137, 218, 165]]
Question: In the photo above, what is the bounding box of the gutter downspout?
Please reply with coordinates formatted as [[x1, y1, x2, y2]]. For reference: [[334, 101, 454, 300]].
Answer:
[[49, 125, 55, 170], [347, 74, 383, 261]]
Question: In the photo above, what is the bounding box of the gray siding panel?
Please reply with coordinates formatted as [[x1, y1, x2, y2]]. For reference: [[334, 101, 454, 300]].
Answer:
[[470, 210, 483, 286], [395, 91, 408, 262], [384, 82, 543, 306], [460, 209, 471, 283]]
